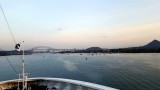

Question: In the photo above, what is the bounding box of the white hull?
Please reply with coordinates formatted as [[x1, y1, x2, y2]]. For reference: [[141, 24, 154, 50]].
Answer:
[[0, 77, 118, 90]]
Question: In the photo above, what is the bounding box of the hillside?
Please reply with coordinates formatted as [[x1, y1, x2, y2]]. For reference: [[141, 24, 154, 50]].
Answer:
[[110, 40, 160, 53], [141, 40, 160, 49]]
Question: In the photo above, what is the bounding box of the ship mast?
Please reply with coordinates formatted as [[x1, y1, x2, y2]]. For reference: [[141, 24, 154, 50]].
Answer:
[[16, 42, 28, 90], [0, 4, 28, 90], [22, 42, 27, 90]]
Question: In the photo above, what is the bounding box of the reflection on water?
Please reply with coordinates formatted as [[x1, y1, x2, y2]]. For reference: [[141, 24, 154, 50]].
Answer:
[[63, 61, 77, 72], [0, 53, 160, 90]]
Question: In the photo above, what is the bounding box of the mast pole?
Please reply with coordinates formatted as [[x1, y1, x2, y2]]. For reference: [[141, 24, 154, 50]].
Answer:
[[22, 62, 25, 90], [22, 41, 27, 90], [22, 41, 24, 90], [0, 4, 28, 90], [17, 74, 20, 90]]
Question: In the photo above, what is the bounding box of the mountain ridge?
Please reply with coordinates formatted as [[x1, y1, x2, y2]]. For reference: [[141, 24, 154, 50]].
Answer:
[[141, 39, 160, 49], [130, 39, 160, 49], [110, 39, 160, 53]]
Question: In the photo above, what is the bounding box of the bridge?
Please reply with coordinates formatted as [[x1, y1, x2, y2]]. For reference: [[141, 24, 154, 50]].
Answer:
[[27, 46, 74, 53]]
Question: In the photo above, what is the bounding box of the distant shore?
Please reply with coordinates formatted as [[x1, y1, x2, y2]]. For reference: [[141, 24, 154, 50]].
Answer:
[[0, 49, 160, 56], [1, 39, 160, 56]]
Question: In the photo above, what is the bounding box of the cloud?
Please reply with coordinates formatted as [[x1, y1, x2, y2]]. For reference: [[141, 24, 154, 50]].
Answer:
[[89, 22, 160, 48], [101, 35, 108, 38], [57, 28, 63, 31]]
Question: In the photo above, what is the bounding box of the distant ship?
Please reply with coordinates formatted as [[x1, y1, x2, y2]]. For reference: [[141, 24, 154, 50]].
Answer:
[[0, 5, 118, 90]]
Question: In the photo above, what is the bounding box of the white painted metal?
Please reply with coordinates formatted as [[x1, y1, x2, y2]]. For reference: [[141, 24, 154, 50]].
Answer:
[[0, 77, 118, 90], [63, 83, 71, 90]]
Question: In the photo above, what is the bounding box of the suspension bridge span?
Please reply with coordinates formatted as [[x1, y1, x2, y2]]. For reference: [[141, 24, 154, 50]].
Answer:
[[27, 46, 74, 53]]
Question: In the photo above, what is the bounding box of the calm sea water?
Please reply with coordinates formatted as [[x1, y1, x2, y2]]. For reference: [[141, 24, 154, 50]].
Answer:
[[0, 53, 160, 90]]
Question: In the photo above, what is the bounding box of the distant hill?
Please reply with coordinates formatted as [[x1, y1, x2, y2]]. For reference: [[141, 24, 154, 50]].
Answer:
[[85, 47, 103, 53], [141, 40, 160, 49], [86, 47, 102, 51], [110, 39, 160, 53], [130, 39, 160, 49]]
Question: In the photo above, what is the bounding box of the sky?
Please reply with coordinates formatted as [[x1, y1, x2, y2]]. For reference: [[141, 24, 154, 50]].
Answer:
[[0, 0, 160, 50]]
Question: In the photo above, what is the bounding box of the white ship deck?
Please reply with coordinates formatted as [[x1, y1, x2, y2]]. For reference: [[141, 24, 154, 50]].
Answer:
[[0, 77, 118, 90]]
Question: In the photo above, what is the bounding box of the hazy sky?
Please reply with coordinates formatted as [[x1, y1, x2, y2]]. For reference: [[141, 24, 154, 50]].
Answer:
[[0, 0, 160, 50]]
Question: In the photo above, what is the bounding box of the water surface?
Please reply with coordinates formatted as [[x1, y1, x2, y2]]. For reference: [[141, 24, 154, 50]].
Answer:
[[0, 53, 160, 90]]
